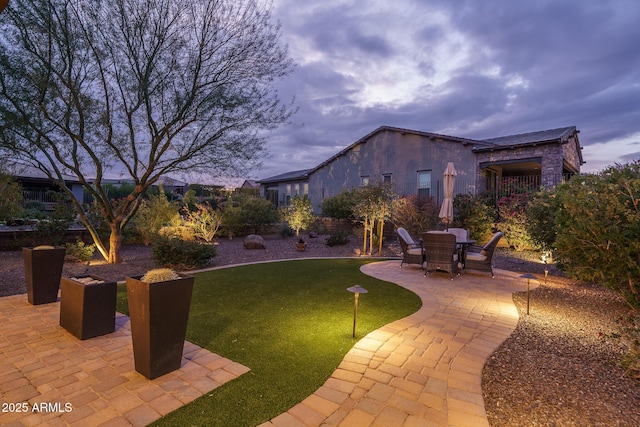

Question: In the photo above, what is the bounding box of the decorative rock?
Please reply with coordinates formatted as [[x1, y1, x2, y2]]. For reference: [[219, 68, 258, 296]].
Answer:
[[309, 231, 318, 238], [243, 234, 266, 250], [353, 248, 361, 256]]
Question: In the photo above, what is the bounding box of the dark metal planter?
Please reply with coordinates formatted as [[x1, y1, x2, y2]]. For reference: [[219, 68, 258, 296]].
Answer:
[[125, 275, 195, 379], [59, 275, 116, 340], [22, 246, 66, 305]]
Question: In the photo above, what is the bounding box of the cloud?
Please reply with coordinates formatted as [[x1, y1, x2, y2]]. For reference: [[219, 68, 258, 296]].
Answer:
[[250, 0, 640, 180]]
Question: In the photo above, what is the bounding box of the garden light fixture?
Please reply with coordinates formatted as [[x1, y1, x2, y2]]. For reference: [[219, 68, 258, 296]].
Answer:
[[347, 285, 368, 338], [520, 273, 536, 315]]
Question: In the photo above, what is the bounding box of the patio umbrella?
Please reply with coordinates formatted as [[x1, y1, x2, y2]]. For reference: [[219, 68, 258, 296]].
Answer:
[[438, 162, 457, 228]]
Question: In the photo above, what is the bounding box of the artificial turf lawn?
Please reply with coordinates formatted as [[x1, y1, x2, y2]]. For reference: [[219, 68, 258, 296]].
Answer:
[[116, 258, 422, 426]]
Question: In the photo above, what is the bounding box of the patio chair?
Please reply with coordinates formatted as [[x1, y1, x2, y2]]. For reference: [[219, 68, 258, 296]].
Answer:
[[397, 228, 424, 269], [464, 232, 503, 278], [421, 231, 459, 280], [446, 228, 469, 242]]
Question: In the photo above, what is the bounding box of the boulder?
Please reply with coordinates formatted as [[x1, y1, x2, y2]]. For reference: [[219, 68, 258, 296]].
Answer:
[[243, 234, 266, 250]]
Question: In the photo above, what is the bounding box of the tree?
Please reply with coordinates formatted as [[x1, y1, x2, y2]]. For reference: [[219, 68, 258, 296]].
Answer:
[[0, 170, 23, 222], [0, 0, 294, 262], [282, 194, 315, 236], [353, 183, 394, 255]]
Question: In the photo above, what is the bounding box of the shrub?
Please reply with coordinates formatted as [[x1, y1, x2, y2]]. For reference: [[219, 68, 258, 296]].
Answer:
[[497, 192, 534, 251], [237, 195, 280, 234], [526, 188, 560, 252], [280, 225, 295, 238], [391, 194, 439, 238], [554, 161, 640, 308], [321, 189, 360, 219], [134, 186, 181, 245], [152, 237, 217, 270], [65, 240, 96, 262], [183, 202, 222, 243], [326, 230, 350, 247], [0, 171, 24, 222], [453, 193, 495, 242]]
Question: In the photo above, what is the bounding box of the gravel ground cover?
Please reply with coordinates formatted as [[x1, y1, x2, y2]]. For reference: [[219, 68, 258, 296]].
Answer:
[[1, 234, 638, 425]]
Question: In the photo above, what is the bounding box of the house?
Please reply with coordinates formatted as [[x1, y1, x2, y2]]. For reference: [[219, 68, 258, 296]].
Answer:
[[8, 164, 85, 210], [258, 125, 584, 214]]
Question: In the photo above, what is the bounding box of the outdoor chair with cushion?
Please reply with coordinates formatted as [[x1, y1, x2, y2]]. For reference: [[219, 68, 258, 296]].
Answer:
[[464, 231, 503, 278], [446, 228, 469, 242], [421, 231, 459, 280], [397, 228, 424, 269]]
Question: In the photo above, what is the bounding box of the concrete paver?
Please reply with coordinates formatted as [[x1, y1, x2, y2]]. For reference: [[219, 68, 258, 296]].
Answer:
[[1, 261, 533, 426], [266, 262, 535, 427], [0, 296, 249, 426]]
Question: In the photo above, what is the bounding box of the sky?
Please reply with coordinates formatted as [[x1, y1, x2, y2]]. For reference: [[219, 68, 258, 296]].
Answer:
[[249, 0, 640, 181]]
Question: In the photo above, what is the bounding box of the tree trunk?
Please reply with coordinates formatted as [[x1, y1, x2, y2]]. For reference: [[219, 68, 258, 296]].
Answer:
[[378, 220, 384, 254], [108, 226, 123, 264]]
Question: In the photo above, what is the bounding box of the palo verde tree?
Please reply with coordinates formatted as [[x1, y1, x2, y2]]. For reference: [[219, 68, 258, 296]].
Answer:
[[0, 0, 294, 263], [353, 183, 394, 255]]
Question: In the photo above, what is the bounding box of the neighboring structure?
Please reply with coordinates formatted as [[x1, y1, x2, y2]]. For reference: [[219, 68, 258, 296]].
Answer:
[[8, 164, 85, 210], [258, 126, 584, 214]]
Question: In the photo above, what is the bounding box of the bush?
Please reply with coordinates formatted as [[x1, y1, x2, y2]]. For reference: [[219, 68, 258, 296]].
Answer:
[[0, 171, 24, 222], [526, 188, 560, 252], [152, 237, 217, 270], [497, 192, 534, 251], [183, 202, 222, 243], [326, 230, 350, 247], [237, 195, 280, 234], [553, 162, 640, 308], [453, 193, 495, 242], [280, 225, 295, 238], [391, 194, 439, 238], [134, 186, 181, 245], [65, 240, 96, 262], [321, 189, 360, 219]]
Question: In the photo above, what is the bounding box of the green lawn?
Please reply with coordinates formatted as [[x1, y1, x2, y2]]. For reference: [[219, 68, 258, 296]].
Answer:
[[116, 258, 422, 426]]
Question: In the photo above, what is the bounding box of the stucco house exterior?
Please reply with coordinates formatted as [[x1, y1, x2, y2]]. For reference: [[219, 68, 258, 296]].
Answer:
[[258, 125, 584, 214]]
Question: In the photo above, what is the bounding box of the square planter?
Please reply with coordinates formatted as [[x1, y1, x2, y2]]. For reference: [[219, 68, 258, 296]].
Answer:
[[22, 246, 66, 305], [126, 274, 194, 379], [59, 275, 117, 340]]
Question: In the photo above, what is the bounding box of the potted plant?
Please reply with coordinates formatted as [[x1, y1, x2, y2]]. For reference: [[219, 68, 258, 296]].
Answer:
[[22, 245, 66, 305], [59, 275, 116, 340], [126, 268, 195, 379], [296, 238, 307, 252]]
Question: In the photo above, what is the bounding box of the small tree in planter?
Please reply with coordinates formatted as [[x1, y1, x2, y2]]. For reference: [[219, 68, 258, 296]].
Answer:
[[22, 245, 66, 305], [126, 268, 195, 379]]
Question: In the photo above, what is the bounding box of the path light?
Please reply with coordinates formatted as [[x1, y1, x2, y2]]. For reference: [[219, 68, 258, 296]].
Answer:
[[520, 273, 537, 315], [347, 285, 368, 338]]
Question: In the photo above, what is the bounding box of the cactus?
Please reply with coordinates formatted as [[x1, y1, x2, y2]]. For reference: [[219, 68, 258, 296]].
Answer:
[[140, 268, 180, 283]]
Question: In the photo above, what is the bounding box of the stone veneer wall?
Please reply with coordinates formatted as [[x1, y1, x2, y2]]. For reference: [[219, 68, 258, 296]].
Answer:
[[474, 143, 565, 193]]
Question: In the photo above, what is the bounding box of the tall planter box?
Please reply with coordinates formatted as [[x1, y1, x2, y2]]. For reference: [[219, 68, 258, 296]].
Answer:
[[59, 275, 116, 340], [22, 246, 66, 305], [126, 275, 195, 379]]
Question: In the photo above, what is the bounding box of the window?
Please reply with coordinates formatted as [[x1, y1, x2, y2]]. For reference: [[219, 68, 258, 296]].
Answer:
[[303, 183, 309, 195], [417, 170, 431, 198], [382, 174, 392, 184], [360, 176, 370, 186]]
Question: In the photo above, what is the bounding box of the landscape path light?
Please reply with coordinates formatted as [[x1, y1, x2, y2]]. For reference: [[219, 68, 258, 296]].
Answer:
[[520, 273, 537, 315], [347, 285, 368, 338]]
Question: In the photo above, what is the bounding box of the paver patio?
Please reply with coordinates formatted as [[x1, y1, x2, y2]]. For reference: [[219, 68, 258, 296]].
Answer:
[[0, 296, 250, 427], [1, 261, 535, 426], [262, 261, 536, 427]]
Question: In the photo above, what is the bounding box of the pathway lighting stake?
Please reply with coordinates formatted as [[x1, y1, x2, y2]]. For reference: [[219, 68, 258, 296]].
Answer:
[[347, 285, 368, 338], [520, 273, 536, 315]]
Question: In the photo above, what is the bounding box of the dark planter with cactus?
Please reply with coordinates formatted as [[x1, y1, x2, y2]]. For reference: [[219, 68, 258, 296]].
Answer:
[[59, 275, 116, 340], [126, 268, 195, 379], [22, 245, 67, 305]]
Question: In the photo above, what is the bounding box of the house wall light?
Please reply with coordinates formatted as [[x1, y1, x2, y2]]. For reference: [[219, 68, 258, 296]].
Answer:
[[347, 285, 368, 338]]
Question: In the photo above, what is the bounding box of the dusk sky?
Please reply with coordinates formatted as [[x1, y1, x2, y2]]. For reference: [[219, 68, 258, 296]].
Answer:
[[251, 0, 640, 181]]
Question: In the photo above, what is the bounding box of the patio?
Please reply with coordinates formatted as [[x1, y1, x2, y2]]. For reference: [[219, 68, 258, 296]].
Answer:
[[0, 261, 532, 426]]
